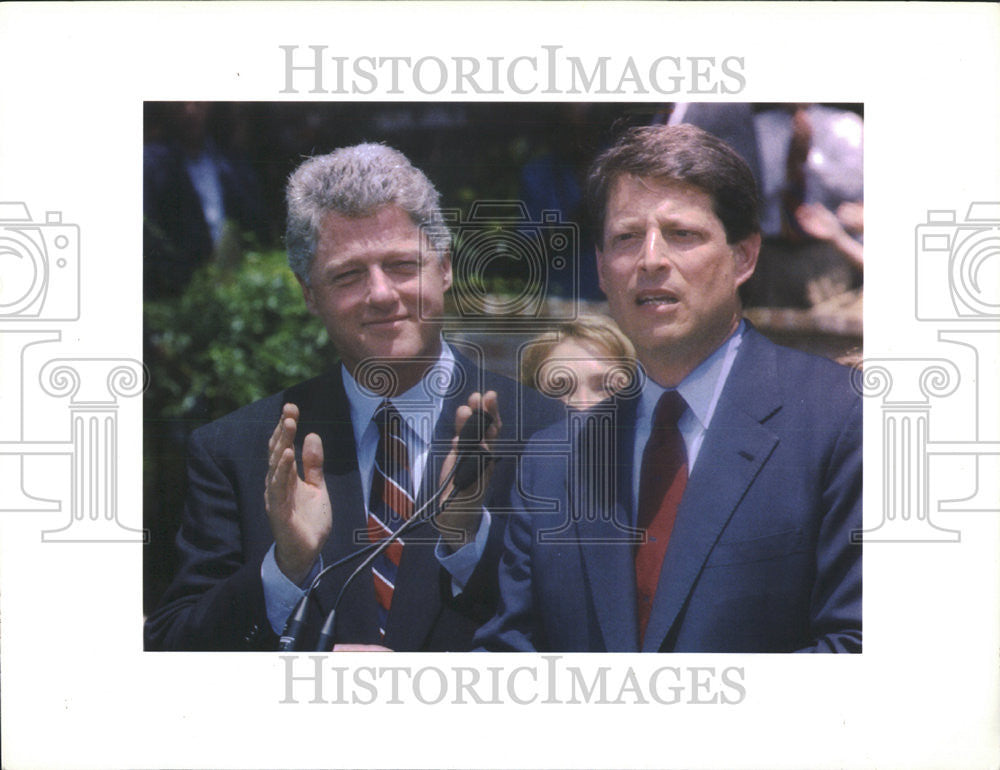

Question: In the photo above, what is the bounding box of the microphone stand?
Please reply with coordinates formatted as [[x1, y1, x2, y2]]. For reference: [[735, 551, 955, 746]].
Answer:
[[277, 481, 446, 652], [314, 431, 494, 651], [279, 422, 494, 651], [312, 471, 457, 652]]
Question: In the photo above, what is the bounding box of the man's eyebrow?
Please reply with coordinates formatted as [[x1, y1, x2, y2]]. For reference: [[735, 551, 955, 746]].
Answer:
[[322, 259, 361, 274], [606, 214, 642, 228], [607, 214, 680, 229], [321, 250, 423, 274]]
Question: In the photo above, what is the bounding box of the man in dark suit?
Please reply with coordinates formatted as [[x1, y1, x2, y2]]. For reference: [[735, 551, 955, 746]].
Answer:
[[143, 102, 269, 299], [475, 124, 862, 653], [144, 144, 560, 651]]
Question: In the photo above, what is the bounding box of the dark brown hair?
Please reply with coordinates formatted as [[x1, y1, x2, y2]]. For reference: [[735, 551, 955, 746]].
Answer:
[[586, 124, 760, 247]]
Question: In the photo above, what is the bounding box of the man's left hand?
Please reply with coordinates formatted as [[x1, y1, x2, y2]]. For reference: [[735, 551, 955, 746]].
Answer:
[[436, 390, 501, 551]]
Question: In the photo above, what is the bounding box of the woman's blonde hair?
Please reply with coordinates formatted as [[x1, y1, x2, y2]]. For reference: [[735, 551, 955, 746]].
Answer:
[[521, 313, 637, 395]]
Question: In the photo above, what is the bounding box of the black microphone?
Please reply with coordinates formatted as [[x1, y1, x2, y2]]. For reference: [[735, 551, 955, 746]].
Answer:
[[451, 408, 495, 492], [312, 409, 495, 651], [278, 545, 374, 651], [281, 409, 495, 652], [313, 482, 450, 651], [278, 498, 439, 652]]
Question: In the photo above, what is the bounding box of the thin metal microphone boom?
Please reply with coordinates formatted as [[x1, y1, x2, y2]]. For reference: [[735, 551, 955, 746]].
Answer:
[[279, 408, 495, 651], [313, 409, 495, 651]]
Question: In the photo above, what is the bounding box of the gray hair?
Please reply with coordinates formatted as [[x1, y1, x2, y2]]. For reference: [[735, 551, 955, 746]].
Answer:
[[285, 143, 452, 282]]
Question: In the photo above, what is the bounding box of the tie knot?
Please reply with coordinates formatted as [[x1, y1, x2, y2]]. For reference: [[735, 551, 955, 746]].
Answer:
[[653, 390, 687, 429], [374, 400, 404, 437]]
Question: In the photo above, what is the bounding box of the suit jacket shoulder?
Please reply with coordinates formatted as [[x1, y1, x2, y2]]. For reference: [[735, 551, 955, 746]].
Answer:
[[477, 325, 862, 653], [145, 355, 564, 652]]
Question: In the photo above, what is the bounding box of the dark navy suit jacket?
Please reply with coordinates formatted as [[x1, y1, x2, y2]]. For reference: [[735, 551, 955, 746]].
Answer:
[[475, 327, 862, 653], [144, 347, 562, 651]]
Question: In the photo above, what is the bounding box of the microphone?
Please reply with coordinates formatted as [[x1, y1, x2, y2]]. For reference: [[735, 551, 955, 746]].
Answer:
[[313, 481, 450, 651], [277, 545, 370, 651], [313, 409, 496, 651], [278, 497, 439, 652], [451, 408, 495, 492], [279, 408, 496, 652]]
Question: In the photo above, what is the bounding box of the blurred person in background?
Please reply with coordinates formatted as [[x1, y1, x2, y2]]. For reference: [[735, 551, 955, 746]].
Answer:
[[521, 314, 637, 409], [143, 102, 269, 299], [745, 103, 863, 307]]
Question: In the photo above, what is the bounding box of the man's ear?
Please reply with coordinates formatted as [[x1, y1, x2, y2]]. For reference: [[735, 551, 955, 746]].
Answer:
[[440, 250, 453, 291], [732, 232, 761, 288], [595, 243, 608, 295], [296, 274, 318, 316]]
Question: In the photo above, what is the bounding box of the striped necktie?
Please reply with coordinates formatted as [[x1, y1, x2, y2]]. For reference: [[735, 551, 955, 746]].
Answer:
[[367, 400, 415, 637], [635, 390, 688, 645]]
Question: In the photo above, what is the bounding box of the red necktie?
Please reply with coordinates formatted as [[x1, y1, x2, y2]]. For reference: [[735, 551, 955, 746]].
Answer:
[[635, 390, 688, 644]]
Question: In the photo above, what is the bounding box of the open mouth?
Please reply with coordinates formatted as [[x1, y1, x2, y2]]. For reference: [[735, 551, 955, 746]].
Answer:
[[636, 294, 679, 306]]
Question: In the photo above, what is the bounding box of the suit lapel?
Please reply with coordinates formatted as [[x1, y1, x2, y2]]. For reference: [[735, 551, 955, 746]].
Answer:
[[574, 396, 642, 652], [641, 329, 783, 651]]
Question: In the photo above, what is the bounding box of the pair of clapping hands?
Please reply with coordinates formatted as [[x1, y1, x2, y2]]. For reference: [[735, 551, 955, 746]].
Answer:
[[264, 391, 501, 652]]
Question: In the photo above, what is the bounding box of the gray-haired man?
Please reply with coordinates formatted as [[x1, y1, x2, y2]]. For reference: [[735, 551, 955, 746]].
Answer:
[[145, 144, 561, 651]]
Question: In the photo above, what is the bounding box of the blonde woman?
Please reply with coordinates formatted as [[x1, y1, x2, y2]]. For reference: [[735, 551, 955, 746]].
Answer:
[[522, 314, 637, 409]]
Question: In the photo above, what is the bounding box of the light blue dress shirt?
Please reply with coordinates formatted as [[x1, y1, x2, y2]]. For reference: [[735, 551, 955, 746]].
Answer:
[[631, 321, 746, 515]]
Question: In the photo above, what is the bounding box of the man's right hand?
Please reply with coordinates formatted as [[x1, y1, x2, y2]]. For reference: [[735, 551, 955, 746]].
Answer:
[[265, 403, 332, 585]]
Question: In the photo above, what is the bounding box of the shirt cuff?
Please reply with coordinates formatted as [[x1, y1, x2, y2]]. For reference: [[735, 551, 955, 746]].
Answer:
[[436, 508, 491, 597], [261, 543, 322, 635]]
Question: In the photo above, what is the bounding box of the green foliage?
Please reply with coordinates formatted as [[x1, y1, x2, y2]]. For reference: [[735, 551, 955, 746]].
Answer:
[[144, 250, 332, 421]]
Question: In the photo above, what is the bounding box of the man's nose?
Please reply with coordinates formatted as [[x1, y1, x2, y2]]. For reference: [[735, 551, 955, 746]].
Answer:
[[367, 266, 398, 303], [639, 228, 670, 271]]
